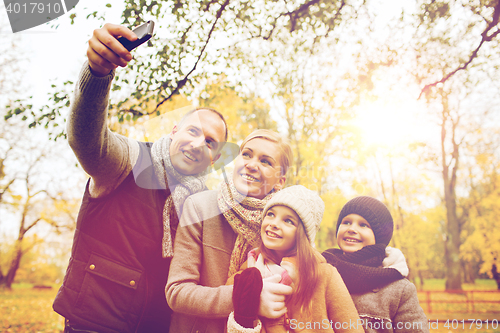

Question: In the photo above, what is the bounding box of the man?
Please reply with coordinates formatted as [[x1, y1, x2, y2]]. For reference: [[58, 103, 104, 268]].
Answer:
[[53, 23, 228, 333]]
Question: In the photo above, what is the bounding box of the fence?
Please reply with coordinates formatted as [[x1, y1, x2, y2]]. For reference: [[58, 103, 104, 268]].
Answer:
[[418, 290, 500, 314]]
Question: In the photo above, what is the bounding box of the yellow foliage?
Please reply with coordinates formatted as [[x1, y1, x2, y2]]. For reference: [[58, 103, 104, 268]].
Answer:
[[395, 210, 443, 276], [460, 154, 500, 277], [117, 94, 193, 142], [315, 191, 348, 251], [111, 75, 278, 146], [463, 192, 500, 276], [197, 75, 277, 143]]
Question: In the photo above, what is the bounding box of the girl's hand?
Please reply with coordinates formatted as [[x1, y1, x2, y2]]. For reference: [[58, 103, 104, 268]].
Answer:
[[258, 274, 293, 319], [247, 251, 257, 268]]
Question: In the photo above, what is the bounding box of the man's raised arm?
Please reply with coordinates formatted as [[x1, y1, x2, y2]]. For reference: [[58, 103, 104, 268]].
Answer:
[[67, 24, 140, 197]]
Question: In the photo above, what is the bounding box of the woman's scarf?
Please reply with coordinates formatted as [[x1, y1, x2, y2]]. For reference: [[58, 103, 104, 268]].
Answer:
[[322, 244, 404, 294], [217, 173, 276, 277], [151, 136, 208, 258]]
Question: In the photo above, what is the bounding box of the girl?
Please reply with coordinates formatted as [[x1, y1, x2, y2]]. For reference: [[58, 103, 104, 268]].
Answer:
[[227, 185, 364, 333], [166, 129, 294, 333], [322, 196, 429, 333]]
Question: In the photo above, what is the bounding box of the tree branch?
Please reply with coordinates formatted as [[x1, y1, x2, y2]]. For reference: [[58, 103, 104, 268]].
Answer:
[[152, 0, 334, 114], [29, 189, 47, 199], [24, 218, 42, 235], [21, 235, 43, 255], [419, 1, 500, 99], [154, 0, 231, 111], [0, 178, 16, 203], [287, 0, 322, 32]]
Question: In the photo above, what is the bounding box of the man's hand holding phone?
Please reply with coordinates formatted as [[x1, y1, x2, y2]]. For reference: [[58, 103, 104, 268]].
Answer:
[[87, 23, 135, 77], [87, 21, 154, 77]]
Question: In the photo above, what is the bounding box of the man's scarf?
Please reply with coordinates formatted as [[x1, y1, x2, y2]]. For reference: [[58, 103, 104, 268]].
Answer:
[[322, 244, 404, 294], [217, 173, 275, 277], [151, 136, 208, 258]]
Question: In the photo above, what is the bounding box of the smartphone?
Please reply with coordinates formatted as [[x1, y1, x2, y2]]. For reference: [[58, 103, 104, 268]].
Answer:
[[118, 20, 155, 51]]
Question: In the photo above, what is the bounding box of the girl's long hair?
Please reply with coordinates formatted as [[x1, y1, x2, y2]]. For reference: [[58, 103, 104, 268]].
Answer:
[[260, 216, 319, 316]]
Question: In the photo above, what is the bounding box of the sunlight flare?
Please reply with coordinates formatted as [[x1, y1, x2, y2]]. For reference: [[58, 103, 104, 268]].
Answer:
[[352, 99, 428, 149]]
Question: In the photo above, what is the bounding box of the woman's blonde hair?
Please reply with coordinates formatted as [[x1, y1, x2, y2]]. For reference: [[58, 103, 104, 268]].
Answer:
[[240, 129, 293, 176]]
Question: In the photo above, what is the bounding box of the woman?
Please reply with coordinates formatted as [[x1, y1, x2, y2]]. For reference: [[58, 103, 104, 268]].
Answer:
[[166, 129, 294, 333]]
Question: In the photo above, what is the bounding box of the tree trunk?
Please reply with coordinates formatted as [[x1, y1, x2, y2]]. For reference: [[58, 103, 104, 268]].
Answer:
[[0, 269, 5, 288], [440, 97, 462, 291], [1, 240, 23, 289], [443, 173, 462, 290], [492, 264, 500, 290], [462, 261, 475, 284], [418, 270, 424, 291]]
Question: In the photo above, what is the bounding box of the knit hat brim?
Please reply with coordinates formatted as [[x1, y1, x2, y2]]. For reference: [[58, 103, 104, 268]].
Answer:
[[336, 196, 393, 246]]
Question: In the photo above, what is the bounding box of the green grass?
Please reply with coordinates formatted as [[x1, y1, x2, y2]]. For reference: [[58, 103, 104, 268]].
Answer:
[[412, 279, 500, 332], [10, 283, 36, 289], [416, 278, 499, 291], [1, 280, 499, 332], [0, 285, 64, 332], [416, 279, 500, 314]]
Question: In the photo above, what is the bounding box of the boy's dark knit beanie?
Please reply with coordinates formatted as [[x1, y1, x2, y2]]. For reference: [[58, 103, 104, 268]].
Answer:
[[335, 196, 394, 245]]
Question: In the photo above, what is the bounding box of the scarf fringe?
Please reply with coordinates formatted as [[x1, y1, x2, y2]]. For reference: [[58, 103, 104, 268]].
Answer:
[[151, 136, 208, 258], [217, 173, 275, 277]]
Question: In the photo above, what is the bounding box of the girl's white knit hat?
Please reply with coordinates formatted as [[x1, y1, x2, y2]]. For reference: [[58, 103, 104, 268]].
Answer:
[[262, 185, 325, 243]]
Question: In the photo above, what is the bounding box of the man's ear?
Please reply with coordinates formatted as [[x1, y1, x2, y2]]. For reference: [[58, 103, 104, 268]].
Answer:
[[170, 125, 178, 140]]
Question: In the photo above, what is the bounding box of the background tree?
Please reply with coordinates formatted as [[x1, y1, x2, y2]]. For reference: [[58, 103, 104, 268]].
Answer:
[[411, 0, 499, 290], [461, 147, 500, 289], [355, 0, 500, 290], [418, 68, 499, 290], [0, 118, 82, 289]]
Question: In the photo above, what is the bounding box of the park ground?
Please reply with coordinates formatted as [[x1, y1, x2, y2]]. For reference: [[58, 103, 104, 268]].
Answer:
[[1, 279, 499, 332]]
